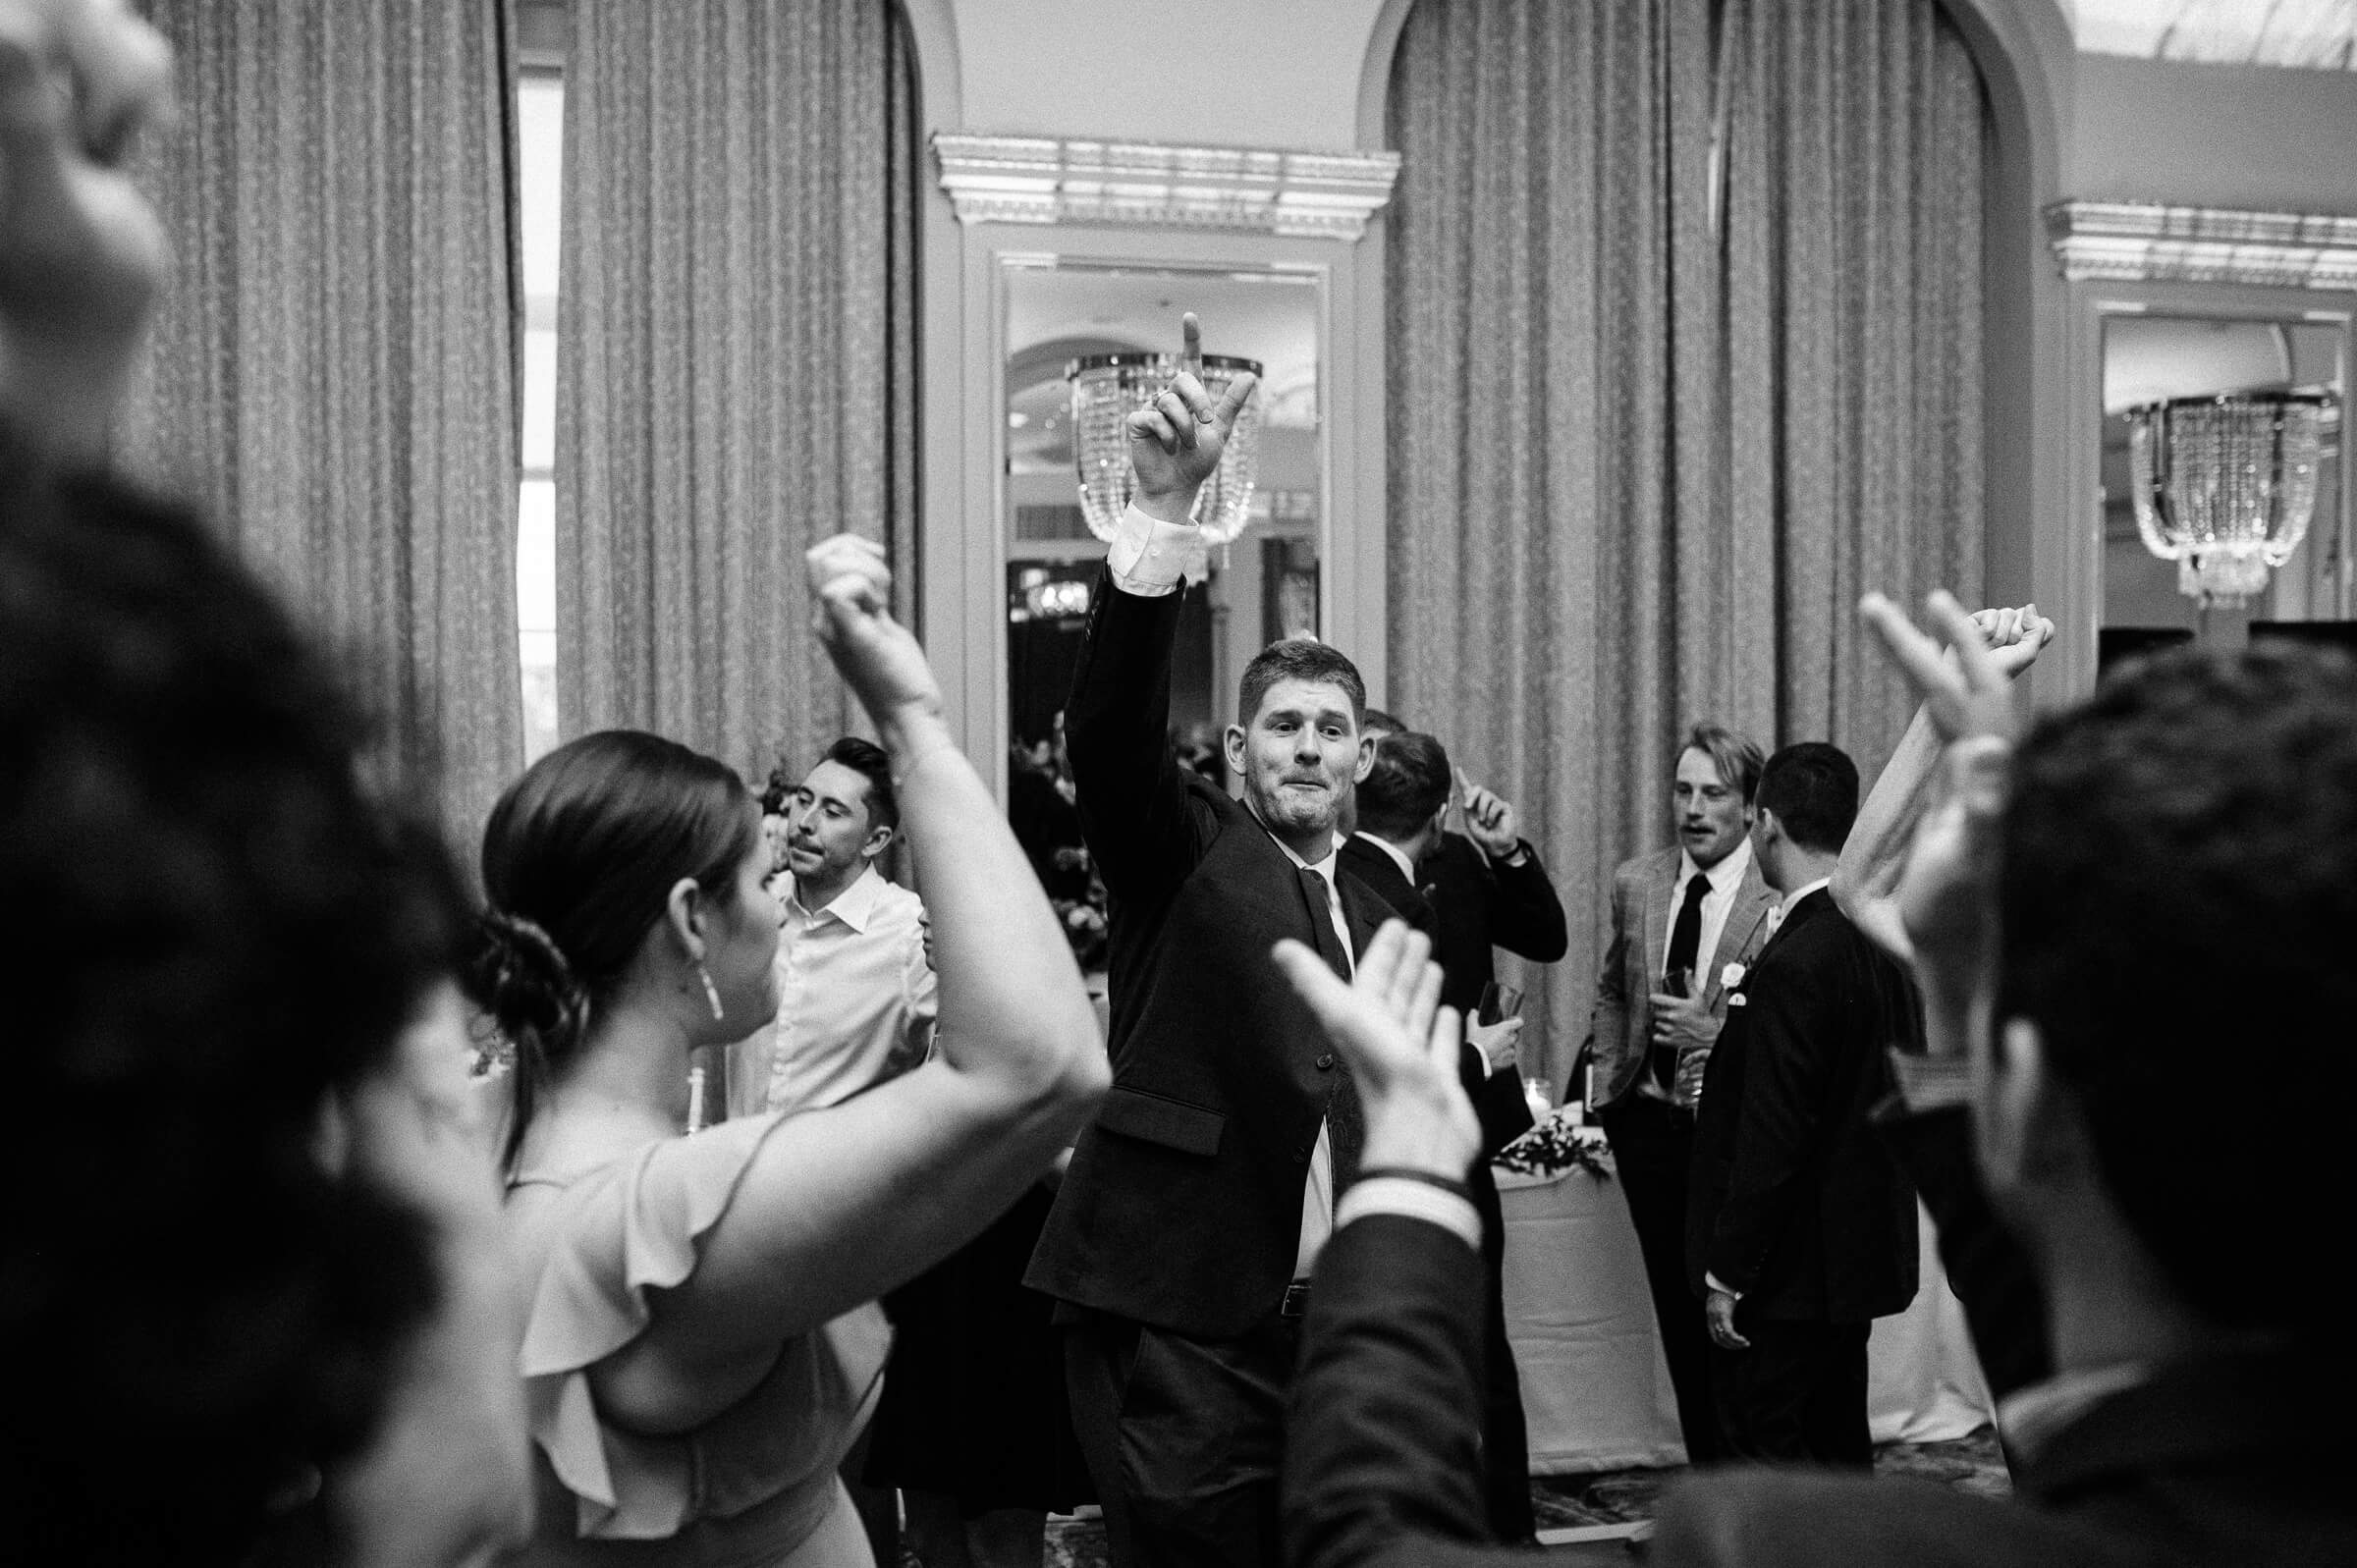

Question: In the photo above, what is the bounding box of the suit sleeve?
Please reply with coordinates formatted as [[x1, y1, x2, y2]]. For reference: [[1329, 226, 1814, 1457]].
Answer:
[[1706, 950, 1840, 1294], [1461, 1045, 1536, 1158], [1873, 1102, 2052, 1398], [1482, 846, 1569, 964], [1285, 1216, 1520, 1568], [1586, 873, 1631, 1071], [1064, 569, 1202, 903]]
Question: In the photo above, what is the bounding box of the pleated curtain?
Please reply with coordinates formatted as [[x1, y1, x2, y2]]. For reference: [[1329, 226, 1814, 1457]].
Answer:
[[1387, 0, 1985, 1087], [121, 0, 525, 848], [554, 0, 918, 782]]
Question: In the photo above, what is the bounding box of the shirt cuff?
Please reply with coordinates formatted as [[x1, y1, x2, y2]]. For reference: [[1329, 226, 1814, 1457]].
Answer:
[[1106, 503, 1200, 596], [1336, 1178, 1483, 1251], [1886, 1048, 1973, 1113], [1705, 1271, 1743, 1300]]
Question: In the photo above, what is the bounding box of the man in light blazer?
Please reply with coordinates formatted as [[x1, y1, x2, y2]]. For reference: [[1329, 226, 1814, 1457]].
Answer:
[[1587, 724, 1777, 1463]]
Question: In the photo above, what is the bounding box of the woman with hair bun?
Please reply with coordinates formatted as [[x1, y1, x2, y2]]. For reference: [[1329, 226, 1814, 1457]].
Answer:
[[471, 534, 1108, 1568]]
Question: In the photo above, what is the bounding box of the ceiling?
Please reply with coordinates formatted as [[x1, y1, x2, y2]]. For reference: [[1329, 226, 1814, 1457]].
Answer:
[[2072, 0, 2357, 68]]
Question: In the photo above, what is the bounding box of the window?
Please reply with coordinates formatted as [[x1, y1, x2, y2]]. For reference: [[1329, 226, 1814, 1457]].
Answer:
[[517, 70, 563, 763]]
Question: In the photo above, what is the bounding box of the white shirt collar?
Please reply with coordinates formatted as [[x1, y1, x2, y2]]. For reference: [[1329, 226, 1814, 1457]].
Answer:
[[1775, 875, 1833, 921], [1351, 831, 1418, 887], [1679, 836, 1753, 894], [789, 862, 888, 933]]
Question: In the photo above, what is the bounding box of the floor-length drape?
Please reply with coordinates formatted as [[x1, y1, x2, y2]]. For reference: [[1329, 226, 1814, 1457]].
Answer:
[[1388, 0, 1722, 1089], [122, 0, 525, 846], [1387, 0, 1984, 1089], [1722, 0, 1985, 748], [554, 0, 918, 781]]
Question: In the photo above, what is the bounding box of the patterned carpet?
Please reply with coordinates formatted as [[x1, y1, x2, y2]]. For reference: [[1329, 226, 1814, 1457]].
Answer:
[[1036, 1428, 2009, 1567]]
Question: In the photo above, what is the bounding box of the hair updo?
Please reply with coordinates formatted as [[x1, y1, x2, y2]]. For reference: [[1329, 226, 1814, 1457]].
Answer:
[[468, 730, 758, 1169]]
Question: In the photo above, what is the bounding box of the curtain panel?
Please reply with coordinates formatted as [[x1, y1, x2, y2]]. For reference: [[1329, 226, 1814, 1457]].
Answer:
[[554, 0, 918, 784], [1387, 0, 1985, 1087], [123, 0, 525, 848]]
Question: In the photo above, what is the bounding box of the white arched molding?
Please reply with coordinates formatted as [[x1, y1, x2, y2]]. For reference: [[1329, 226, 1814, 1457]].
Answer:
[[919, 130, 1400, 797]]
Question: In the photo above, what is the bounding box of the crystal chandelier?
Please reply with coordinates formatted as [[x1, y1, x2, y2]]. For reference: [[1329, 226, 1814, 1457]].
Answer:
[[1068, 351, 1265, 545], [2127, 392, 2332, 604]]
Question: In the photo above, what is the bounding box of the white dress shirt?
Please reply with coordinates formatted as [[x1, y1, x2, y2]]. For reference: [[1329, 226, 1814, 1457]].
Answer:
[[1107, 504, 1201, 597], [725, 864, 937, 1118]]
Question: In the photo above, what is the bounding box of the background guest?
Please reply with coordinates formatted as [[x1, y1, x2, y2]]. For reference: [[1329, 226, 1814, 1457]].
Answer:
[[1686, 743, 1920, 1466], [1340, 730, 1540, 1541], [1586, 724, 1777, 1463], [1357, 709, 1568, 1029], [727, 735, 937, 1120]]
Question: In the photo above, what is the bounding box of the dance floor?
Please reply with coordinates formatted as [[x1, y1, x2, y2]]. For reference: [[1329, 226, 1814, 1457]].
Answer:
[[1036, 1427, 2008, 1566]]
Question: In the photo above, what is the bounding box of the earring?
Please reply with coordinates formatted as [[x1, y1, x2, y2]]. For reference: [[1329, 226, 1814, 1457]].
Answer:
[[696, 962, 725, 1022]]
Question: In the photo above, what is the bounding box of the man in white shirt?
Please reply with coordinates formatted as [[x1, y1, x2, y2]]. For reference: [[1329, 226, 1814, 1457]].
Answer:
[[727, 736, 936, 1118], [1586, 724, 1778, 1463]]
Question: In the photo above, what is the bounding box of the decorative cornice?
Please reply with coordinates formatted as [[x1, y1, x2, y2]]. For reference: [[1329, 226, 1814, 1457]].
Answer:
[[931, 134, 1400, 243], [2047, 200, 2357, 291]]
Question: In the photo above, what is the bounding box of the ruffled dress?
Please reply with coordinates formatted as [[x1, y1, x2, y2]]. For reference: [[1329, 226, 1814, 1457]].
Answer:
[[503, 1112, 891, 1566]]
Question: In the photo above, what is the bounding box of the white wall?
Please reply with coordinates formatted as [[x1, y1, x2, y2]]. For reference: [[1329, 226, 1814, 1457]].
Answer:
[[2070, 53, 2357, 212], [943, 0, 1394, 148]]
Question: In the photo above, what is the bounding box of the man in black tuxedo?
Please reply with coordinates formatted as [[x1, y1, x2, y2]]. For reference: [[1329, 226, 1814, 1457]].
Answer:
[[1686, 742, 1919, 1465], [1024, 316, 1391, 1568], [1339, 730, 1541, 1541], [1276, 600, 2357, 1568], [1356, 710, 1569, 1021]]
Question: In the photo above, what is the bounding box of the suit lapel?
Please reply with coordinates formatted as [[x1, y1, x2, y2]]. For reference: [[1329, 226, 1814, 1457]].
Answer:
[[1700, 854, 1778, 1007], [1339, 872, 1385, 963], [1641, 851, 1674, 990]]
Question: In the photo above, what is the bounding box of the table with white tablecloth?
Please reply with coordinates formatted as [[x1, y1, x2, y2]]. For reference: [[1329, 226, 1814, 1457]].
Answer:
[[1497, 1159, 1993, 1473]]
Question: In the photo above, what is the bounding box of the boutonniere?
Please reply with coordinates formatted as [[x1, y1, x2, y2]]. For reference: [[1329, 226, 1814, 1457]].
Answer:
[[1720, 961, 1747, 992]]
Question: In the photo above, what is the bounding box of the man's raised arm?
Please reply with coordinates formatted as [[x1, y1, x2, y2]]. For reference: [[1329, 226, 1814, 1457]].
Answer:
[[1063, 313, 1257, 898]]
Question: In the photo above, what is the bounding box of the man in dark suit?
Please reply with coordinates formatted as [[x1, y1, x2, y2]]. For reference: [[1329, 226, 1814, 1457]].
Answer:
[[1686, 742, 1919, 1465], [1339, 730, 1542, 1541], [1586, 724, 1778, 1462], [1024, 316, 1392, 1568], [1356, 709, 1569, 1021], [1276, 601, 2357, 1568]]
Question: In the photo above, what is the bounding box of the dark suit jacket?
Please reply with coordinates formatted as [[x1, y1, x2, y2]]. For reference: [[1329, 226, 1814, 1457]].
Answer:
[[1286, 1210, 2357, 1568], [1417, 832, 1567, 1019], [1025, 574, 1393, 1338], [1686, 890, 1918, 1321]]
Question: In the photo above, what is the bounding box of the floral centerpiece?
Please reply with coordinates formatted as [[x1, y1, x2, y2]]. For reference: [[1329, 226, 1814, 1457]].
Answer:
[[1494, 1108, 1615, 1182]]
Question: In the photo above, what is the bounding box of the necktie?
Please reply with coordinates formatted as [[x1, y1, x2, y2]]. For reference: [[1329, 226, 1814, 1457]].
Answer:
[[1664, 872, 1709, 995], [1652, 873, 1711, 1096], [1299, 868, 1364, 1183]]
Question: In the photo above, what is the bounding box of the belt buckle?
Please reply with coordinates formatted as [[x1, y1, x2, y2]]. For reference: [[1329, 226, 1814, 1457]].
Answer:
[[1280, 1281, 1312, 1318]]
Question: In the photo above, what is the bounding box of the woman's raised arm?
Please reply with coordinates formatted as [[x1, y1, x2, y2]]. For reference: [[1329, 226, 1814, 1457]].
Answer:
[[606, 537, 1107, 1417]]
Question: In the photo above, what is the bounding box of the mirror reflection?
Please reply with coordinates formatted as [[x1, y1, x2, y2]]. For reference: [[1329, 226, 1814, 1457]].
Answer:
[[1001, 260, 1323, 964], [2100, 314, 2348, 669]]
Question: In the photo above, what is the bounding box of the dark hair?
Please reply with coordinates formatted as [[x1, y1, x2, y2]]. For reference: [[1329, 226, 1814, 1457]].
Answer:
[[1237, 638, 1366, 728], [469, 730, 757, 1171], [821, 734, 898, 832], [1755, 741, 1857, 853], [1357, 731, 1453, 841], [1361, 706, 1406, 737], [1679, 722, 1766, 805], [1, 454, 465, 1562], [2000, 643, 2357, 1338]]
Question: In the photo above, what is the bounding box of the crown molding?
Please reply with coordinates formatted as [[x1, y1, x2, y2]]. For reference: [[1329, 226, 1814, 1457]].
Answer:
[[2047, 200, 2357, 291], [931, 134, 1400, 243]]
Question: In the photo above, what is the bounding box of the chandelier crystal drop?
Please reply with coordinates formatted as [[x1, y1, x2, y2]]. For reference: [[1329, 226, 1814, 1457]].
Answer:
[[1069, 351, 1265, 545], [2127, 392, 2332, 604]]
